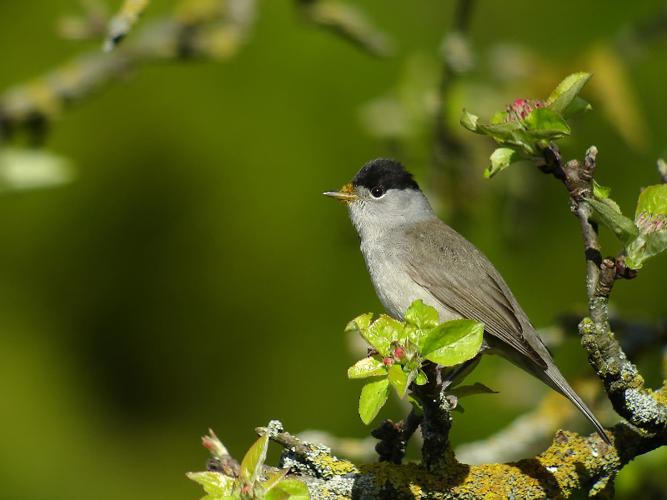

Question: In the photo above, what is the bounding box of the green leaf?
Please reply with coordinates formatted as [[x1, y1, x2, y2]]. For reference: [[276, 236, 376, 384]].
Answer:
[[592, 180, 611, 200], [625, 184, 667, 269], [546, 72, 592, 114], [450, 382, 498, 399], [485, 147, 519, 178], [362, 315, 403, 356], [359, 378, 390, 424], [347, 357, 387, 379], [265, 478, 310, 500], [522, 108, 570, 138], [562, 96, 592, 118], [261, 469, 290, 494], [344, 313, 373, 334], [239, 434, 269, 485], [387, 364, 409, 398], [460, 109, 479, 132], [422, 319, 484, 367], [414, 369, 428, 385], [635, 184, 667, 217], [186, 471, 234, 498], [588, 198, 639, 245], [404, 299, 439, 329]]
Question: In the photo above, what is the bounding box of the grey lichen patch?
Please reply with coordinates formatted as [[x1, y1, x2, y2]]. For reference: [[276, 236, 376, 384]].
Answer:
[[280, 442, 359, 480], [624, 388, 667, 429]]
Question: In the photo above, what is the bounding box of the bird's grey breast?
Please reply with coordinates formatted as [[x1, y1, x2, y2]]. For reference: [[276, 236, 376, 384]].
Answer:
[[359, 224, 462, 322]]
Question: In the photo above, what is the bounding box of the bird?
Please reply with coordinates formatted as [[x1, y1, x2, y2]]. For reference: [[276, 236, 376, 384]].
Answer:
[[324, 158, 610, 444]]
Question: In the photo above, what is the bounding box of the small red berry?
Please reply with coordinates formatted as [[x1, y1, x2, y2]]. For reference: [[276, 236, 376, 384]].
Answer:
[[393, 346, 406, 360], [383, 357, 394, 366]]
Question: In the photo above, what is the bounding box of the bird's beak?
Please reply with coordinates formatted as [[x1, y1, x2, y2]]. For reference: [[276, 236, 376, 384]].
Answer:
[[323, 183, 357, 203]]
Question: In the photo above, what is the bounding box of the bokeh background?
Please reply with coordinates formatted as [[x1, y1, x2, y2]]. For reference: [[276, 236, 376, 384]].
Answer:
[[0, 1, 666, 499]]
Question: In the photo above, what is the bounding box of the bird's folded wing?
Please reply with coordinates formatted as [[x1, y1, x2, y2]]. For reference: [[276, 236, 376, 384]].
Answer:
[[403, 228, 547, 369]]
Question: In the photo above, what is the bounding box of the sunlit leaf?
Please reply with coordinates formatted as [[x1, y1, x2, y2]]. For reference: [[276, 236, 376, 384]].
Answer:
[[261, 469, 289, 493], [422, 319, 484, 367], [387, 364, 408, 398], [186, 471, 234, 498], [361, 315, 403, 356], [344, 312, 373, 335], [265, 478, 310, 500], [414, 369, 428, 386], [625, 184, 667, 269], [545, 72, 591, 114], [359, 378, 390, 425], [404, 299, 439, 329], [347, 357, 387, 379], [485, 147, 519, 178], [522, 108, 570, 138], [239, 434, 269, 485], [460, 109, 479, 132]]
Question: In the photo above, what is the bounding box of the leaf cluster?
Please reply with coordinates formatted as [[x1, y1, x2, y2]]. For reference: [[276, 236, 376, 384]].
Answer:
[[346, 300, 484, 424], [188, 431, 309, 500]]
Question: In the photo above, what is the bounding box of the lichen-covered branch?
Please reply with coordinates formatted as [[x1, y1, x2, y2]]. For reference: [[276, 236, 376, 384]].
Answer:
[[540, 144, 667, 435], [257, 419, 665, 499]]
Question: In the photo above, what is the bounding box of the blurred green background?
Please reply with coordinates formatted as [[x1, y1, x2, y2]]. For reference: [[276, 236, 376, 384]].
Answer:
[[0, 1, 666, 499]]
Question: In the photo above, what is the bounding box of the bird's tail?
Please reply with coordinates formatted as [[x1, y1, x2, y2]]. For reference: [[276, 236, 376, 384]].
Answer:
[[539, 363, 611, 445]]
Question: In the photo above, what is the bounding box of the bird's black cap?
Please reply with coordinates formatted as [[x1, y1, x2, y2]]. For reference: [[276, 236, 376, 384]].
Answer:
[[352, 158, 419, 191]]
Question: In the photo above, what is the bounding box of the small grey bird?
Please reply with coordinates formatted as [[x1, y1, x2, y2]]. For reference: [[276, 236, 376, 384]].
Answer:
[[325, 158, 609, 444]]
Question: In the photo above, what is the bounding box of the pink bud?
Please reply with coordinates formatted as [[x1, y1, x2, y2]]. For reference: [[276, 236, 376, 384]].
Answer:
[[393, 347, 406, 360], [383, 357, 394, 366]]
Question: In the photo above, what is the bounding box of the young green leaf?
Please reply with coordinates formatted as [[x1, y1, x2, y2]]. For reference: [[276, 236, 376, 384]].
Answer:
[[186, 471, 234, 498], [485, 147, 520, 178], [362, 315, 403, 356], [344, 313, 374, 335], [414, 369, 428, 385], [261, 469, 290, 494], [359, 378, 390, 424], [562, 96, 592, 118], [422, 319, 484, 367], [522, 108, 570, 138], [450, 382, 498, 399], [592, 180, 611, 200], [347, 356, 387, 379], [404, 299, 439, 329], [265, 478, 310, 500], [588, 198, 639, 245], [460, 109, 479, 132], [546, 72, 592, 114], [625, 184, 667, 269], [239, 434, 269, 485], [387, 364, 409, 398]]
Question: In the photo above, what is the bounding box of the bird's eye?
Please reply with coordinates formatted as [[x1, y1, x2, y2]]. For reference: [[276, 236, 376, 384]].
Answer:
[[370, 186, 385, 198]]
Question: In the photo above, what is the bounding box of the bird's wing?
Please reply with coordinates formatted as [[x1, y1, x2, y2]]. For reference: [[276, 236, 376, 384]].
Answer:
[[401, 221, 547, 369]]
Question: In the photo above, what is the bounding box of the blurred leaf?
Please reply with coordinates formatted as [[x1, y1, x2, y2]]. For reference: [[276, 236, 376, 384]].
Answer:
[[545, 72, 591, 114], [404, 299, 439, 329], [265, 478, 310, 500], [104, 0, 149, 51], [422, 319, 484, 367], [387, 364, 408, 398], [0, 148, 73, 192], [347, 357, 387, 379], [658, 159, 667, 181], [625, 184, 667, 269], [587, 44, 649, 151], [186, 471, 234, 498], [359, 378, 390, 425], [588, 198, 638, 245], [485, 147, 519, 178], [450, 382, 498, 399], [522, 108, 570, 138], [302, 1, 392, 57], [239, 434, 269, 485]]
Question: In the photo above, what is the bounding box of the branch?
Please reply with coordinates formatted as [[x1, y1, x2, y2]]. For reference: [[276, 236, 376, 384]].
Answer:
[[541, 144, 667, 434]]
